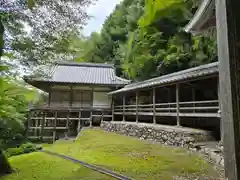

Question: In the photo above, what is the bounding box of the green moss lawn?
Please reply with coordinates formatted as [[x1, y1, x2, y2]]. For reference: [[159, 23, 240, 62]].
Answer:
[[44, 129, 220, 180], [2, 152, 113, 180], [2, 129, 221, 180]]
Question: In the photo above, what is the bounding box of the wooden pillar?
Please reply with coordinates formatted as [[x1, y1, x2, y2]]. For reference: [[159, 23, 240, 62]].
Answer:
[[34, 112, 38, 137], [136, 91, 139, 123], [101, 111, 104, 122], [78, 111, 81, 132], [217, 81, 223, 142], [53, 111, 57, 142], [66, 111, 69, 129], [48, 90, 51, 107], [168, 88, 171, 113], [192, 87, 195, 113], [90, 111, 93, 127], [27, 111, 32, 133], [41, 112, 46, 140], [176, 84, 180, 126], [112, 97, 114, 121], [216, 0, 240, 178], [122, 95, 126, 121], [65, 111, 70, 139], [153, 88, 156, 124], [70, 86, 73, 107]]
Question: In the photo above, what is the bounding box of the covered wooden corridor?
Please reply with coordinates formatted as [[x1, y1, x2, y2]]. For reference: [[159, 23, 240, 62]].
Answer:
[[109, 62, 221, 138]]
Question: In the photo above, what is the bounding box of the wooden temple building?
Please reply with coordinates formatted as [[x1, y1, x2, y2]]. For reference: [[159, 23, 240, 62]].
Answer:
[[110, 62, 221, 139], [24, 62, 130, 141], [25, 0, 222, 143]]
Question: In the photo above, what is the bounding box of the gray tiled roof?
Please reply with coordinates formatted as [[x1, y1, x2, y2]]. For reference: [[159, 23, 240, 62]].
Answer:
[[184, 0, 215, 34], [109, 62, 218, 94], [30, 62, 130, 86]]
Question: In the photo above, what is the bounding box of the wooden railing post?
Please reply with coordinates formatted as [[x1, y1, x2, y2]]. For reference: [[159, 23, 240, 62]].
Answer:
[[153, 88, 156, 124], [176, 84, 180, 126], [136, 91, 139, 123], [123, 95, 126, 121]]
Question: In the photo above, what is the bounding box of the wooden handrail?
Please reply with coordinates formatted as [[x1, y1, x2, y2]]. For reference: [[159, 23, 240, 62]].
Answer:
[[115, 100, 218, 108]]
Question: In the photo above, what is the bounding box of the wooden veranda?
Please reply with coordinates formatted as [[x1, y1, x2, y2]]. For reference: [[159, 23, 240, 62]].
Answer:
[[28, 106, 112, 142], [109, 62, 221, 138]]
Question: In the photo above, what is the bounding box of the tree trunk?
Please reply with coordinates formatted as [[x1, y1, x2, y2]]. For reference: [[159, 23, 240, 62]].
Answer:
[[0, 150, 12, 176]]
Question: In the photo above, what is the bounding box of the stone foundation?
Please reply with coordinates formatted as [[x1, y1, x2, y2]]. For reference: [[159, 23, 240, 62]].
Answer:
[[100, 121, 215, 148]]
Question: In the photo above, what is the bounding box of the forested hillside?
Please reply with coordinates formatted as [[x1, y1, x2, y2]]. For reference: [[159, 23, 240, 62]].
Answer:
[[76, 0, 217, 81]]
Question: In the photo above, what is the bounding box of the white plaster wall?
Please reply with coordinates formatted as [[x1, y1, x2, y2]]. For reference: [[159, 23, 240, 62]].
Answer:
[[93, 92, 112, 108]]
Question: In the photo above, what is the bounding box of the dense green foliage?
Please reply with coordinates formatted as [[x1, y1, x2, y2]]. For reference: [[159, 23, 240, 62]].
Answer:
[[0, 75, 39, 149], [5, 143, 41, 158], [76, 0, 217, 81]]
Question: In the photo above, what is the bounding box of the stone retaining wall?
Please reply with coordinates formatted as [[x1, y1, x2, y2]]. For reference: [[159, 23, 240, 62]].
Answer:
[[100, 121, 215, 148]]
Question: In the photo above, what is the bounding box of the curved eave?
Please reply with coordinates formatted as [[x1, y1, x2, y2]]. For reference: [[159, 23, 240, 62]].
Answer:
[[108, 62, 219, 95], [24, 77, 128, 93], [184, 0, 215, 35]]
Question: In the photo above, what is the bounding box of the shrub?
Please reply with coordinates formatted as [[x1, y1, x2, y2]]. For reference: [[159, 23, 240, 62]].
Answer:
[[5, 148, 24, 157], [5, 143, 37, 157]]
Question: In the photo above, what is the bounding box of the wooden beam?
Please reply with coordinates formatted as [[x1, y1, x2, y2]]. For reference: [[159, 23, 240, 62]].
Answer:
[[136, 91, 139, 123], [123, 95, 126, 121], [153, 88, 156, 124], [216, 0, 240, 178], [176, 84, 180, 126]]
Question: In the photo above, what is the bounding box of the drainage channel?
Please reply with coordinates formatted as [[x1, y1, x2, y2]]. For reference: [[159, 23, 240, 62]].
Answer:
[[41, 150, 133, 180]]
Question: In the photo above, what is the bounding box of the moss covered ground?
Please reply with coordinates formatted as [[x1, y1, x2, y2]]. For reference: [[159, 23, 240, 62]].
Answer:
[[2, 129, 222, 180], [2, 152, 113, 180], [44, 129, 221, 179]]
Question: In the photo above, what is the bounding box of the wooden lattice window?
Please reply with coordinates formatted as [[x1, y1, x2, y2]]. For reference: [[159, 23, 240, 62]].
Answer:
[[50, 90, 70, 105]]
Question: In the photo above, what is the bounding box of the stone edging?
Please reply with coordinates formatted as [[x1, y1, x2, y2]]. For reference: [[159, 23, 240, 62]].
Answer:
[[100, 121, 224, 168]]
